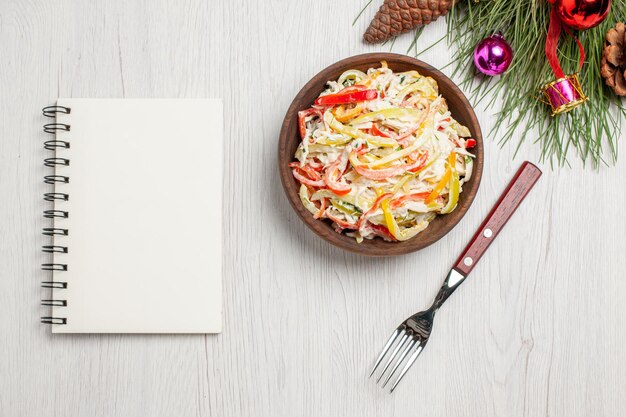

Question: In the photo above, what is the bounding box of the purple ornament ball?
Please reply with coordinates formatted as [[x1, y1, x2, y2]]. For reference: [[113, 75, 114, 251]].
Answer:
[[473, 33, 513, 76]]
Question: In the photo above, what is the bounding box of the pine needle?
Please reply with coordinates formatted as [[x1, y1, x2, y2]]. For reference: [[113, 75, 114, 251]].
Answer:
[[353, 0, 374, 26], [384, 0, 626, 167]]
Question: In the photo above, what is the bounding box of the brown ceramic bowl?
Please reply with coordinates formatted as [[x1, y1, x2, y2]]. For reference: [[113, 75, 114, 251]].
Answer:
[[278, 53, 483, 256]]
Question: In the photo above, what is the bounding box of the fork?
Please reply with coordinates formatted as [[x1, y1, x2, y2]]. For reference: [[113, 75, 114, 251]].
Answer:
[[370, 161, 542, 392]]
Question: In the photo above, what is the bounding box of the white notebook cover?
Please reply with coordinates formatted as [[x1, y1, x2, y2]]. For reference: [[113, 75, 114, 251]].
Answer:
[[49, 99, 222, 333]]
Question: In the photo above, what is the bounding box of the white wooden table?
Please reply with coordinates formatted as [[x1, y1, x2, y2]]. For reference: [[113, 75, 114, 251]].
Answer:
[[2, 0, 625, 415]]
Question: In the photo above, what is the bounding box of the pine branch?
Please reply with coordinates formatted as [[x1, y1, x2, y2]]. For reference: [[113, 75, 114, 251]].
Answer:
[[443, 0, 626, 167]]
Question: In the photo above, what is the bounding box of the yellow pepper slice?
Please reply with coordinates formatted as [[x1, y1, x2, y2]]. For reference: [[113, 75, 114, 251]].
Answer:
[[337, 69, 367, 85], [348, 151, 365, 168], [315, 135, 353, 146], [299, 184, 319, 215], [440, 153, 460, 214], [396, 78, 438, 102], [333, 102, 364, 122], [366, 130, 430, 168], [391, 151, 440, 194], [440, 171, 460, 214], [323, 111, 397, 148], [381, 198, 430, 241], [349, 108, 425, 125], [424, 169, 451, 204], [397, 70, 422, 78], [331, 199, 362, 216], [310, 189, 373, 209], [424, 152, 456, 204]]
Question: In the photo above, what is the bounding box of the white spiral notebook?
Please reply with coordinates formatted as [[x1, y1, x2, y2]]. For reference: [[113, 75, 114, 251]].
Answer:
[[41, 99, 223, 333]]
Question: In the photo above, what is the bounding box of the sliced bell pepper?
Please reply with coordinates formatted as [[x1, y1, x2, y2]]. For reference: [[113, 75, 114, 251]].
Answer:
[[448, 152, 457, 171], [306, 158, 324, 171], [310, 189, 372, 211], [394, 125, 422, 143], [381, 198, 430, 241], [350, 108, 425, 125], [424, 168, 451, 204], [392, 173, 416, 194], [366, 223, 396, 241], [338, 69, 368, 86], [323, 151, 351, 196], [365, 129, 430, 168], [440, 171, 460, 214], [397, 70, 421, 79], [440, 153, 460, 214], [424, 152, 456, 205], [331, 199, 362, 216], [391, 151, 439, 194], [299, 184, 320, 215], [353, 164, 405, 180], [315, 135, 354, 147], [465, 138, 477, 149], [326, 211, 358, 230], [389, 192, 431, 209], [406, 151, 429, 172], [370, 123, 391, 138], [323, 111, 397, 148], [289, 162, 322, 181], [396, 78, 438, 102], [298, 108, 323, 140], [292, 168, 325, 187], [357, 192, 392, 230], [333, 102, 365, 122], [350, 151, 427, 181], [315, 88, 379, 106], [314, 197, 327, 219]]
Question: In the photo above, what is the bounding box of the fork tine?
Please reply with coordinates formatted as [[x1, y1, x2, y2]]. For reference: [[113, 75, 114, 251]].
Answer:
[[389, 343, 424, 393], [369, 328, 402, 378], [375, 332, 409, 383], [381, 336, 418, 388]]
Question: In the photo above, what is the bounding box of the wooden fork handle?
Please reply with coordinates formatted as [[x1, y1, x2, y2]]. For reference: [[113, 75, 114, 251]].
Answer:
[[452, 161, 542, 276]]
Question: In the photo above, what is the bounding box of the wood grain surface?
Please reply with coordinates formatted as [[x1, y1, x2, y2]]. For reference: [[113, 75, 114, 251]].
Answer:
[[1, 0, 625, 416]]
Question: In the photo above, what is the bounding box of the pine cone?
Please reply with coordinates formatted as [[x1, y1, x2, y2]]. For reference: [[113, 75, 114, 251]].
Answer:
[[364, 0, 455, 44], [601, 22, 626, 96]]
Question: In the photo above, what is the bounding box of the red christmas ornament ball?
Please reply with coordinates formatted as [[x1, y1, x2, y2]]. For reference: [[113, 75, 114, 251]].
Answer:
[[556, 0, 611, 30]]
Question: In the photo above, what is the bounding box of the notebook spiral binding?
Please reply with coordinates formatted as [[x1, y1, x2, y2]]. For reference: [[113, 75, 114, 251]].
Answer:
[[42, 105, 71, 325]]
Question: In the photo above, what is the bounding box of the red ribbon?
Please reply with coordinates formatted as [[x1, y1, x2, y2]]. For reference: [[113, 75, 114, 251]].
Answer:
[[545, 0, 585, 79]]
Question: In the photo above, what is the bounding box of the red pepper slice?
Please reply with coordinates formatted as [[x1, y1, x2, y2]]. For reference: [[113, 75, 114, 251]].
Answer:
[[291, 168, 325, 187], [326, 211, 358, 230], [353, 164, 405, 181], [406, 151, 429, 173], [357, 193, 393, 230], [307, 159, 324, 171], [314, 198, 327, 219], [392, 125, 422, 148], [370, 123, 391, 138], [325, 179, 351, 196], [289, 162, 322, 181], [315, 89, 379, 106], [323, 153, 351, 196], [389, 192, 431, 210], [395, 125, 421, 142], [297, 108, 323, 140], [351, 151, 428, 180], [465, 138, 477, 149], [367, 224, 396, 241]]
